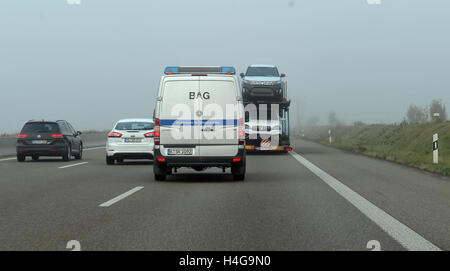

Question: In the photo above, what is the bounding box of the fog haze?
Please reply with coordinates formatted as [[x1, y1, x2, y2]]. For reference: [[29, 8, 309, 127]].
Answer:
[[1, 0, 449, 133]]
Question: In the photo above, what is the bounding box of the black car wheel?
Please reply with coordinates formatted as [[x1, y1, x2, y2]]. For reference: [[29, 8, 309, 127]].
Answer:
[[32, 155, 39, 161], [63, 145, 71, 161], [74, 144, 83, 160]]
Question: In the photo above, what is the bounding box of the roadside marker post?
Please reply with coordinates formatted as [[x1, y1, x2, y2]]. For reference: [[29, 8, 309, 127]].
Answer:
[[328, 129, 332, 144], [433, 133, 438, 164]]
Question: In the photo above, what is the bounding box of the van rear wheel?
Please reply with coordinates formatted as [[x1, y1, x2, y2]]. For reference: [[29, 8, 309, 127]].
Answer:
[[17, 155, 25, 162], [232, 162, 246, 181], [154, 164, 167, 181], [233, 173, 245, 181]]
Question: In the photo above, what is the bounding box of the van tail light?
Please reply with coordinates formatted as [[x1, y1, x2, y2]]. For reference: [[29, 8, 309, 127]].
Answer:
[[17, 134, 28, 138], [238, 118, 245, 145], [233, 158, 241, 162], [108, 132, 122, 138], [144, 132, 154, 138], [51, 134, 64, 138], [156, 157, 166, 162], [154, 118, 160, 145]]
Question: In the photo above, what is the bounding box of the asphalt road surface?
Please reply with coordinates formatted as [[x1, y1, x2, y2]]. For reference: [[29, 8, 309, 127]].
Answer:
[[0, 139, 448, 251]]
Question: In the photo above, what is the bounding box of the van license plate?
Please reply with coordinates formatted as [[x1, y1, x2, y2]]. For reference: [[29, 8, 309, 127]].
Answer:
[[167, 148, 193, 155], [124, 138, 141, 143]]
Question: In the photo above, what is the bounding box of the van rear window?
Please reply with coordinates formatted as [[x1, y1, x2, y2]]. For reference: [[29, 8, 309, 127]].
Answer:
[[115, 122, 154, 131], [21, 123, 60, 133]]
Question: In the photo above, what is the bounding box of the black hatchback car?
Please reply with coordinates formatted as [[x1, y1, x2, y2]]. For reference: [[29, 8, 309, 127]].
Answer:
[[16, 120, 83, 162]]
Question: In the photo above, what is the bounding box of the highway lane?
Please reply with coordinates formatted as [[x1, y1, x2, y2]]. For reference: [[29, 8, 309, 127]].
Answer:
[[0, 140, 448, 250], [291, 138, 450, 250]]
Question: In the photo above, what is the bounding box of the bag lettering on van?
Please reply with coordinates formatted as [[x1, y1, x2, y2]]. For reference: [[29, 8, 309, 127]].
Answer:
[[189, 91, 210, 100]]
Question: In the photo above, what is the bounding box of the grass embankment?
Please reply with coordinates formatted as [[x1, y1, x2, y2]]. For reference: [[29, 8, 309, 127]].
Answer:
[[301, 122, 450, 176]]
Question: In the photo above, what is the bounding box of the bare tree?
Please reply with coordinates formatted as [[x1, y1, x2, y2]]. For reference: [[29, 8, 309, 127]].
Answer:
[[406, 105, 428, 123], [429, 99, 447, 121], [328, 111, 341, 126], [306, 116, 319, 127]]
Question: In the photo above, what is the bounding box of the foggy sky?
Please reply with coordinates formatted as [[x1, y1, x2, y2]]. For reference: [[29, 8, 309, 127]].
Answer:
[[1, 0, 449, 133]]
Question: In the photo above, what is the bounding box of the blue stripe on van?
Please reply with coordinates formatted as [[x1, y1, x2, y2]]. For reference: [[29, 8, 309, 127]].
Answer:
[[160, 119, 237, 126]]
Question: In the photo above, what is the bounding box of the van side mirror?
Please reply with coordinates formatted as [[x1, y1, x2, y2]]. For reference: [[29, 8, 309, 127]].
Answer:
[[240, 73, 245, 78], [280, 73, 286, 78], [77, 131, 82, 135]]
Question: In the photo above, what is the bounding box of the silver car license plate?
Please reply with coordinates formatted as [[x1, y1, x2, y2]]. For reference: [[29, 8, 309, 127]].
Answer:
[[124, 138, 142, 143]]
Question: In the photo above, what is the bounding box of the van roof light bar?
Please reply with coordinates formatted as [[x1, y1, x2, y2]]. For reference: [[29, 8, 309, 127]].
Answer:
[[164, 66, 236, 75]]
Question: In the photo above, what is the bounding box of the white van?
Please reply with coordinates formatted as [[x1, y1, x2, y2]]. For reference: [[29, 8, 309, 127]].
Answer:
[[153, 66, 246, 181]]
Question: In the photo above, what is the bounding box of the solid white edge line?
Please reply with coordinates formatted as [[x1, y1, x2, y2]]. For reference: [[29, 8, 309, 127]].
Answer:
[[0, 157, 16, 162], [99, 186, 144, 207], [289, 151, 441, 251], [58, 162, 89, 169], [84, 146, 105, 151]]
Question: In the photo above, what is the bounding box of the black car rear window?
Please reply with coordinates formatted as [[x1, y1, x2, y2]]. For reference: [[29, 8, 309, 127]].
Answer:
[[21, 123, 60, 133], [115, 122, 154, 131]]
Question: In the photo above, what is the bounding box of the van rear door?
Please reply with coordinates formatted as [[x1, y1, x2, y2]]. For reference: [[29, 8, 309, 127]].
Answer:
[[159, 77, 200, 157], [198, 77, 239, 157]]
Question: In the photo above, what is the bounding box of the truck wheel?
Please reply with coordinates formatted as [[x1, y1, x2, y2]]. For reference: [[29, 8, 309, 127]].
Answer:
[[32, 155, 39, 161], [17, 155, 25, 162], [154, 173, 166, 181], [106, 155, 115, 165]]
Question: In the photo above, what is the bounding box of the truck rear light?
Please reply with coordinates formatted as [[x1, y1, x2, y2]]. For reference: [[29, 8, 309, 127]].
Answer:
[[285, 147, 293, 152], [17, 134, 28, 138], [51, 134, 64, 138], [108, 132, 122, 138], [144, 132, 154, 138], [154, 118, 160, 145], [233, 158, 241, 162]]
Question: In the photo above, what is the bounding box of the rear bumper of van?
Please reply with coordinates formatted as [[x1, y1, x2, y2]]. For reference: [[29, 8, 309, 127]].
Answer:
[[153, 148, 245, 167]]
